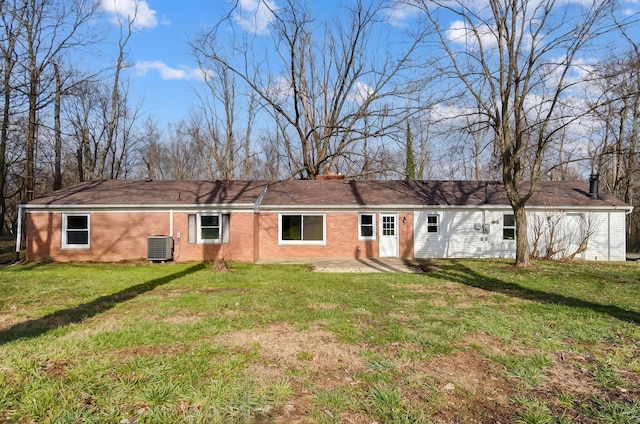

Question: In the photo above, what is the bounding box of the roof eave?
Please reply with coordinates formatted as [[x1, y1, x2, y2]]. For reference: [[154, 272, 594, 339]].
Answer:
[[24, 203, 257, 211], [259, 204, 633, 211]]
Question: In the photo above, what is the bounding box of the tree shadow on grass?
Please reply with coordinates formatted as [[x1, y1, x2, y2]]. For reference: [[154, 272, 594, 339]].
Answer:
[[427, 260, 640, 326], [0, 263, 206, 345]]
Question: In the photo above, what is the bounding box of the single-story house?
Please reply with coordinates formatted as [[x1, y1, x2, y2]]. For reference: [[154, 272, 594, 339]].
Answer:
[[18, 177, 633, 263]]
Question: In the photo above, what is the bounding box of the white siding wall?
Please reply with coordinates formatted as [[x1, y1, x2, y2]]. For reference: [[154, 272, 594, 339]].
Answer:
[[583, 211, 627, 261], [414, 209, 628, 261], [414, 209, 515, 259]]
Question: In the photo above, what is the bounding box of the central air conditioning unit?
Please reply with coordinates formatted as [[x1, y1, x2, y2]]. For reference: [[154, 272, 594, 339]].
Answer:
[[147, 236, 173, 261]]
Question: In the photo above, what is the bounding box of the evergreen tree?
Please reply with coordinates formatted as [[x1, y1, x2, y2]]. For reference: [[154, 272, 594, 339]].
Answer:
[[405, 121, 415, 180]]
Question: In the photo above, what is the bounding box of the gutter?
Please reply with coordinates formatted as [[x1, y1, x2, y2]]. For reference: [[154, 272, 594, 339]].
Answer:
[[22, 202, 258, 211], [256, 204, 630, 212]]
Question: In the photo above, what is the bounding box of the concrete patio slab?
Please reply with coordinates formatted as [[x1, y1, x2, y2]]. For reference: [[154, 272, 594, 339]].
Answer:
[[255, 257, 420, 273]]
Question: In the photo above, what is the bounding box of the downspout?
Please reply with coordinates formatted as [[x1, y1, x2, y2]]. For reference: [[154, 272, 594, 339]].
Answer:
[[169, 208, 174, 237], [170, 209, 180, 261], [253, 183, 270, 263], [14, 204, 23, 263]]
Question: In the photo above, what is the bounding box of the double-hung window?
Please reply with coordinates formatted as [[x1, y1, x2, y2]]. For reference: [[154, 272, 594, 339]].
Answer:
[[359, 213, 375, 240], [200, 215, 220, 242], [189, 213, 229, 244], [62, 213, 90, 249], [280, 214, 325, 244], [503, 214, 516, 240], [427, 214, 439, 233]]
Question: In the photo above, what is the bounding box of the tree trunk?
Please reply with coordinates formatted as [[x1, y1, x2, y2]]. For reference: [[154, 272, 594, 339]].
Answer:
[[53, 62, 62, 190], [0, 59, 10, 236], [514, 204, 530, 267], [26, 65, 37, 201]]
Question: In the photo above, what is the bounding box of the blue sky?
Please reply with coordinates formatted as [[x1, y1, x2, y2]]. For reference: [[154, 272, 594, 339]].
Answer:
[[97, 0, 640, 127], [96, 0, 444, 126], [97, 0, 355, 125], [98, 0, 231, 124]]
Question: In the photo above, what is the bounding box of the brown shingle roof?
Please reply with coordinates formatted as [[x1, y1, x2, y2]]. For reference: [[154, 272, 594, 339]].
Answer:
[[25, 179, 630, 209], [260, 179, 629, 208], [26, 180, 269, 206]]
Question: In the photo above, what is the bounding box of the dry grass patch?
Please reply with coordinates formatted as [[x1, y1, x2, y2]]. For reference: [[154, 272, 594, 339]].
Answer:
[[412, 350, 515, 420], [402, 281, 528, 308], [214, 322, 368, 422], [216, 322, 366, 383], [59, 316, 124, 340], [161, 313, 205, 324], [387, 311, 420, 322], [111, 343, 191, 359]]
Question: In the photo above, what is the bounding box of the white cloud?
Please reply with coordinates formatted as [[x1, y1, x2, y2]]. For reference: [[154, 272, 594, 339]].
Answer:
[[446, 20, 498, 49], [234, 0, 278, 35], [100, 0, 158, 30], [349, 81, 375, 104], [266, 76, 292, 101], [133, 61, 205, 81], [384, 3, 421, 27]]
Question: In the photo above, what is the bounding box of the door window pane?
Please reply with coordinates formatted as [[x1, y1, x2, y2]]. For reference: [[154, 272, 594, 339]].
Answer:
[[382, 216, 395, 236]]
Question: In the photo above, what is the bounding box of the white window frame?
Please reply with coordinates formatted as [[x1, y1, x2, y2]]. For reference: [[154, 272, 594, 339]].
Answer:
[[62, 213, 90, 250], [358, 213, 376, 240], [503, 213, 516, 240], [197, 213, 221, 244], [278, 213, 326, 245], [426, 214, 439, 234]]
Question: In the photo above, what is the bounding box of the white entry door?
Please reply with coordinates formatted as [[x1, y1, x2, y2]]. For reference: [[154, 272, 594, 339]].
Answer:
[[380, 213, 398, 257]]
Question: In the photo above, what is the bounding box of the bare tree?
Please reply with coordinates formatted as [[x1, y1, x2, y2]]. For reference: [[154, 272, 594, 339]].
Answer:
[[191, 0, 431, 179], [0, 0, 24, 234], [410, 0, 625, 266], [18, 0, 100, 200], [65, 77, 141, 182], [139, 117, 164, 179], [99, 4, 133, 181], [142, 119, 206, 180], [589, 29, 640, 250], [190, 60, 259, 180]]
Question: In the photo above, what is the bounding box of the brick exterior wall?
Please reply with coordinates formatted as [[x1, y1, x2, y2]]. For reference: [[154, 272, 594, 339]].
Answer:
[[26, 210, 256, 263], [26, 209, 413, 263], [399, 212, 414, 259], [257, 211, 415, 260]]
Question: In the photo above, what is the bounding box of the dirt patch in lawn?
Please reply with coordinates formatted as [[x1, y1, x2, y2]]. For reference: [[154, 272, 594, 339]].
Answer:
[[112, 343, 191, 359], [407, 349, 517, 423], [213, 324, 524, 423], [215, 323, 366, 420], [209, 322, 640, 423], [216, 322, 366, 383]]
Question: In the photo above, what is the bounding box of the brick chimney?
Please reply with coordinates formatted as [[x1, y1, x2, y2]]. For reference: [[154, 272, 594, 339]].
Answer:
[[316, 172, 345, 180]]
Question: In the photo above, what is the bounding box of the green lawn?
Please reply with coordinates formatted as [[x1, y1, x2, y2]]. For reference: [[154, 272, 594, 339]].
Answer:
[[1, 260, 639, 423]]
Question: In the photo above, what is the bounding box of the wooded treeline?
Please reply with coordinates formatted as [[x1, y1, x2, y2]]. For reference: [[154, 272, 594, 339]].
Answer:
[[1, 0, 639, 262]]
